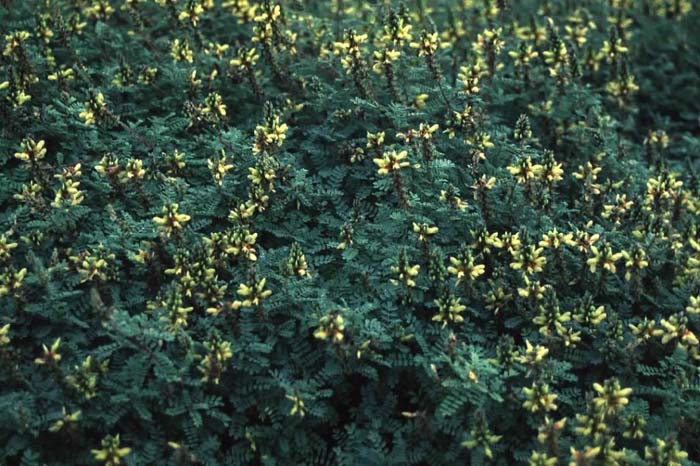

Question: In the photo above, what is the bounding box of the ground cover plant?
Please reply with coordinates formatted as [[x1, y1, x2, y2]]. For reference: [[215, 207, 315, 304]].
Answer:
[[2, 0, 700, 465]]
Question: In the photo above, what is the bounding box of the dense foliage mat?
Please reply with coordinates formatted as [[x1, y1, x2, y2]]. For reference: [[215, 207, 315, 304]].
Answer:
[[2, 0, 700, 465]]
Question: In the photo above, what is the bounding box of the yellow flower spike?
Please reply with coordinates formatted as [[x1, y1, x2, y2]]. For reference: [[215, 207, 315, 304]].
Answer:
[[286, 393, 306, 417], [539, 229, 576, 249], [3, 30, 31, 58], [569, 446, 602, 466], [0, 234, 18, 262], [413, 93, 429, 108], [0, 323, 10, 346], [682, 330, 699, 346], [412, 222, 439, 242], [199, 337, 233, 384], [35, 337, 62, 365], [178, 2, 205, 26], [522, 382, 558, 412], [448, 246, 485, 283], [409, 31, 439, 57], [79, 92, 108, 126], [686, 296, 700, 314], [237, 283, 251, 297], [208, 151, 235, 186], [366, 131, 385, 148], [433, 291, 467, 325], [170, 38, 194, 63], [620, 246, 648, 281], [14, 138, 47, 163], [517, 339, 549, 365], [587, 243, 622, 274], [592, 378, 632, 416], [153, 203, 191, 237], [0, 267, 27, 297], [373, 150, 410, 175], [529, 451, 558, 466], [92, 434, 131, 466], [314, 312, 345, 343], [507, 156, 542, 184], [236, 277, 272, 307], [536, 417, 567, 445], [510, 245, 546, 275], [391, 249, 421, 288], [48, 407, 82, 432], [644, 438, 688, 466]]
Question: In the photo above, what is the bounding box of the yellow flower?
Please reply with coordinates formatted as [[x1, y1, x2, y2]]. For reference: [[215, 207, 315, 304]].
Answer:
[[529, 451, 557, 466], [507, 156, 543, 184], [92, 434, 131, 466], [372, 48, 401, 73], [208, 151, 235, 185], [199, 338, 233, 384], [153, 203, 191, 237], [537, 417, 567, 445], [592, 378, 632, 416], [35, 337, 62, 365], [366, 131, 385, 149], [85, 0, 115, 19], [0, 267, 27, 297], [602, 194, 634, 224], [629, 318, 657, 341], [236, 277, 272, 307], [286, 393, 306, 417], [539, 229, 576, 249], [409, 31, 439, 57], [202, 92, 227, 120], [574, 303, 606, 327], [448, 247, 485, 283], [413, 93, 429, 108], [574, 229, 600, 253], [389, 249, 420, 288], [518, 274, 548, 300], [3, 30, 31, 58], [79, 92, 107, 126], [569, 446, 601, 466], [644, 439, 688, 466], [500, 231, 522, 253], [644, 129, 669, 149], [230, 47, 259, 72], [432, 292, 466, 325], [509, 44, 539, 65], [253, 115, 288, 154], [539, 151, 564, 183], [572, 161, 602, 181], [439, 189, 468, 211], [0, 234, 18, 262], [523, 382, 558, 412], [510, 245, 546, 275], [412, 222, 439, 242], [48, 407, 81, 432], [587, 244, 623, 273], [171, 38, 194, 63], [620, 247, 648, 281], [0, 323, 10, 346], [606, 73, 639, 104], [373, 150, 410, 175], [517, 340, 549, 365], [14, 138, 47, 163], [314, 313, 345, 343], [178, 2, 205, 26], [686, 296, 700, 314]]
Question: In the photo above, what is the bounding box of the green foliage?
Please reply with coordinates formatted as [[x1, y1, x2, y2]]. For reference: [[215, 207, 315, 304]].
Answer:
[[1, 0, 700, 465]]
